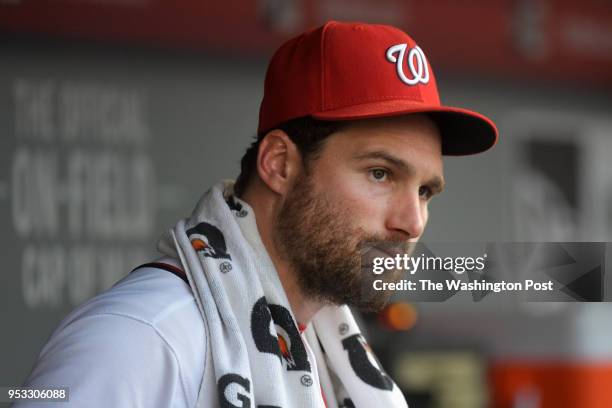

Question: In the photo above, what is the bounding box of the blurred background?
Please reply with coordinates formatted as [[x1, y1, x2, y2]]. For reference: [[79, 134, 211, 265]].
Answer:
[[1, 0, 612, 407]]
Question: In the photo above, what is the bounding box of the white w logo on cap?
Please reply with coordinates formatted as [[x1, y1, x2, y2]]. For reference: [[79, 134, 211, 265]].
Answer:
[[386, 44, 430, 86]]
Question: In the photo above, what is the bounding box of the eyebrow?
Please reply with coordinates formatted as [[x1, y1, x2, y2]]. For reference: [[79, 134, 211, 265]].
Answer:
[[352, 150, 445, 193]]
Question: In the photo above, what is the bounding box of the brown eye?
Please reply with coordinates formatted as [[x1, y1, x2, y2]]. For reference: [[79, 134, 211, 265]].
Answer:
[[419, 185, 433, 200], [369, 168, 389, 182]]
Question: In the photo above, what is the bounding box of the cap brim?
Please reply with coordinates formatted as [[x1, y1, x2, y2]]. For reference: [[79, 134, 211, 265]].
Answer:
[[312, 101, 498, 156]]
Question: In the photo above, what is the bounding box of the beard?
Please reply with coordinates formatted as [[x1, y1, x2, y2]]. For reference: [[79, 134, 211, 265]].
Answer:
[[273, 170, 411, 312]]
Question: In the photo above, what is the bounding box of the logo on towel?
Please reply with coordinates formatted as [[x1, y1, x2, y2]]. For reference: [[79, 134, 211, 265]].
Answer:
[[217, 374, 284, 407], [187, 222, 232, 260], [385, 43, 430, 86], [226, 194, 249, 218], [251, 296, 311, 372], [217, 373, 251, 407], [339, 399, 356, 408], [342, 334, 394, 390]]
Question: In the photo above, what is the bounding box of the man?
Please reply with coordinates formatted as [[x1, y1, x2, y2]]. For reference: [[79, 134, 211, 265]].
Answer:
[[17, 21, 497, 407]]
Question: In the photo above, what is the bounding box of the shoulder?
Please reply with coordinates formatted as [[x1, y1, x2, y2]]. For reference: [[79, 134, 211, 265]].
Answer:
[[22, 260, 211, 408], [66, 260, 197, 324], [52, 262, 208, 360]]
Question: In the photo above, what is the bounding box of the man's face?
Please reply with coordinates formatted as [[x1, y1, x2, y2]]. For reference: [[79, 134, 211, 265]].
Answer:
[[274, 114, 444, 312]]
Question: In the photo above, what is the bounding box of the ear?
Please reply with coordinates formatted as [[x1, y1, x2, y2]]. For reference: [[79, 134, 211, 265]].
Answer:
[[256, 129, 302, 196]]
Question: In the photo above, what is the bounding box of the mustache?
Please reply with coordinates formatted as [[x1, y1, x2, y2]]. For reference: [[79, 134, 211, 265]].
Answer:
[[358, 238, 416, 258], [355, 227, 412, 244]]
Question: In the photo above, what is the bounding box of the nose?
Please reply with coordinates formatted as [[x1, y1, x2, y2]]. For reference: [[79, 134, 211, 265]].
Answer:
[[384, 192, 426, 240]]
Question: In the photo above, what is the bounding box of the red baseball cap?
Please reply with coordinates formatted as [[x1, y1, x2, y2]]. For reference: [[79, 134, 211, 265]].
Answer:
[[258, 21, 498, 155]]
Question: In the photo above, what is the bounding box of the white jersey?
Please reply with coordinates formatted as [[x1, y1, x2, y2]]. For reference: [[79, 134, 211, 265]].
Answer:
[[16, 256, 218, 408]]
